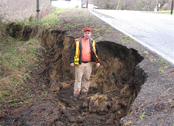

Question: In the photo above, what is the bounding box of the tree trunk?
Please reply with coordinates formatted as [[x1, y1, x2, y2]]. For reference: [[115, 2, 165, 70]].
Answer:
[[116, 0, 120, 9]]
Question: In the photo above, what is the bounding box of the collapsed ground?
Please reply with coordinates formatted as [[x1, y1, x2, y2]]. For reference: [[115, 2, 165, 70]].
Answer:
[[0, 9, 174, 126]]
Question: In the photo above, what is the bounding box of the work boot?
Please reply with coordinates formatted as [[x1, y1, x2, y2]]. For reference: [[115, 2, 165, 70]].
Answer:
[[73, 96, 78, 102], [79, 92, 89, 100]]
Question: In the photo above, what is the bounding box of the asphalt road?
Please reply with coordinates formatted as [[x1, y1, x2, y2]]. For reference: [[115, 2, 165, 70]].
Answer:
[[90, 10, 174, 67]]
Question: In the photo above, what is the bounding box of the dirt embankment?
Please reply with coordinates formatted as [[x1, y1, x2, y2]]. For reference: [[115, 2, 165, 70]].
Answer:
[[2, 23, 147, 126]]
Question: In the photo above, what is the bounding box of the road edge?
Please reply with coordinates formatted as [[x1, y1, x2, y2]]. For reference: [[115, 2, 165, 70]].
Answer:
[[89, 9, 174, 67]]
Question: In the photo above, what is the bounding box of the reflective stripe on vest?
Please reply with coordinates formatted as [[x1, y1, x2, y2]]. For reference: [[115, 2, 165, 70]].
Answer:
[[74, 39, 80, 66], [92, 40, 100, 63], [74, 39, 100, 66]]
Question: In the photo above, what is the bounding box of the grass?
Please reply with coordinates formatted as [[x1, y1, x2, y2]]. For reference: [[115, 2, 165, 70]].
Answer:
[[158, 10, 173, 14], [157, 58, 167, 74], [12, 8, 75, 34], [158, 58, 167, 66], [158, 69, 163, 74], [123, 36, 133, 42], [14, 8, 69, 26], [0, 36, 41, 107], [98, 36, 104, 41], [0, 8, 72, 108], [139, 111, 146, 119], [144, 50, 149, 54]]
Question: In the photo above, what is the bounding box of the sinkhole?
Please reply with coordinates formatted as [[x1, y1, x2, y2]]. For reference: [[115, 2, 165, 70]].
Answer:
[[40, 29, 147, 126], [5, 23, 147, 126]]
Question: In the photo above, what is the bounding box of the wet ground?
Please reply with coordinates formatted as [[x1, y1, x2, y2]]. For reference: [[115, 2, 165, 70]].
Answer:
[[1, 9, 174, 126]]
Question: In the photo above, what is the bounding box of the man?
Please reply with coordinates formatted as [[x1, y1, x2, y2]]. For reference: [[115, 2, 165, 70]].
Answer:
[[69, 27, 101, 102]]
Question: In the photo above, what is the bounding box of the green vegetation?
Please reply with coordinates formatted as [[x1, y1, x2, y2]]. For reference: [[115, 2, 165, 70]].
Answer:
[[158, 58, 163, 62], [159, 69, 163, 74], [158, 10, 172, 14], [144, 50, 149, 54], [139, 111, 146, 119], [150, 59, 154, 62], [123, 36, 133, 42], [158, 58, 167, 66], [0, 8, 71, 108], [0, 35, 41, 108], [14, 8, 71, 27], [138, 1, 147, 10], [124, 121, 132, 126], [98, 36, 104, 41], [63, 23, 76, 31], [39, 8, 63, 26]]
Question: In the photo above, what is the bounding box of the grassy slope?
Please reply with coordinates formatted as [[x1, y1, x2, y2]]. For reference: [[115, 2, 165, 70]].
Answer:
[[0, 8, 69, 108]]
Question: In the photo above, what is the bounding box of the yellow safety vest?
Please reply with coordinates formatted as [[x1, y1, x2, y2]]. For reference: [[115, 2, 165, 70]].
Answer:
[[74, 39, 100, 66]]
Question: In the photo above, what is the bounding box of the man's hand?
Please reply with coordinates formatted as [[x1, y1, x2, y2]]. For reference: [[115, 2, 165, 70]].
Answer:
[[96, 63, 100, 68], [70, 63, 74, 67]]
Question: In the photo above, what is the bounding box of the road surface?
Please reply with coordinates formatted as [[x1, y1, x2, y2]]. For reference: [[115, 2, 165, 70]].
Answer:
[[90, 10, 174, 67]]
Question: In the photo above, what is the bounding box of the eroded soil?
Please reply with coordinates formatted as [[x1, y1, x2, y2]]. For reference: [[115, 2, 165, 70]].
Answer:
[[1, 9, 174, 126], [2, 25, 147, 125], [33, 30, 147, 125]]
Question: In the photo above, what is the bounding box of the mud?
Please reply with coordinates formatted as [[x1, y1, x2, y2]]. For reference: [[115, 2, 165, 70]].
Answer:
[[6, 22, 37, 41], [2, 23, 147, 126]]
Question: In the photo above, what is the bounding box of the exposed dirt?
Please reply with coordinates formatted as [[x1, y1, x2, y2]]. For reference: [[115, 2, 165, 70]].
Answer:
[[1, 9, 174, 126]]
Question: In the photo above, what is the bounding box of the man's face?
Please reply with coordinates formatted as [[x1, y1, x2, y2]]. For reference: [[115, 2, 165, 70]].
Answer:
[[83, 31, 91, 39]]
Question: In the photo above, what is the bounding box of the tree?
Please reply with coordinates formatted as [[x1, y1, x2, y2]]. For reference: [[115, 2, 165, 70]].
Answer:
[[89, 0, 171, 10]]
